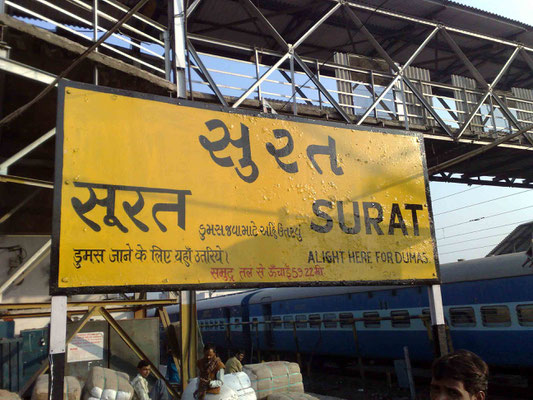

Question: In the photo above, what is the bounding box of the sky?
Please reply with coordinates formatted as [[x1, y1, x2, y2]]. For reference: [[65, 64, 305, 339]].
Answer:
[[453, 0, 532, 24], [428, 0, 533, 264]]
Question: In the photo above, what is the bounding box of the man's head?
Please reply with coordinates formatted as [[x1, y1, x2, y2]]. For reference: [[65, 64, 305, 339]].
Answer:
[[430, 350, 489, 400], [203, 343, 216, 359], [234, 349, 245, 361], [137, 360, 151, 378]]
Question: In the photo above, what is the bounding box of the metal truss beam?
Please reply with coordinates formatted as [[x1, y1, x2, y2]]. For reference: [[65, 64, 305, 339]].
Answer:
[[0, 240, 51, 299], [292, 53, 351, 122], [455, 46, 521, 139], [187, 0, 202, 16], [429, 174, 532, 189], [0, 190, 41, 225], [345, 6, 452, 135], [491, 94, 533, 145], [232, 53, 290, 108], [0, 128, 56, 174], [0, 174, 54, 189], [233, 0, 350, 121], [279, 70, 313, 106], [187, 40, 229, 108], [440, 29, 488, 89], [0, 0, 151, 127], [0, 299, 177, 310], [401, 75, 453, 137], [340, 0, 533, 53], [428, 122, 533, 177], [520, 48, 533, 73], [99, 307, 180, 399], [0, 57, 57, 85]]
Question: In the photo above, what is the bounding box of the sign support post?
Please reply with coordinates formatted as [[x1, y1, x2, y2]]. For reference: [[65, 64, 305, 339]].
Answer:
[[180, 290, 198, 390], [428, 284, 448, 357], [49, 295, 67, 400]]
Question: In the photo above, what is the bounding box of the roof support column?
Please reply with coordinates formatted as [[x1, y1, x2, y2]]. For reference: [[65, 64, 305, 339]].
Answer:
[[172, 0, 187, 98]]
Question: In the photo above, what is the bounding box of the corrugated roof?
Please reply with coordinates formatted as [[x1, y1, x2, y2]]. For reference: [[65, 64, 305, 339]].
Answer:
[[431, 0, 533, 30]]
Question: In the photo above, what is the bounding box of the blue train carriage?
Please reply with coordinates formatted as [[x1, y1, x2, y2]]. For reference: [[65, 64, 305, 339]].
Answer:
[[196, 251, 533, 368], [198, 291, 260, 353]]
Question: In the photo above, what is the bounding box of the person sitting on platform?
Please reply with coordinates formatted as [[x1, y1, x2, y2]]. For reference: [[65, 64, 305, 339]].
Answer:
[[225, 350, 245, 374], [430, 350, 489, 400], [131, 360, 170, 400], [195, 343, 225, 400]]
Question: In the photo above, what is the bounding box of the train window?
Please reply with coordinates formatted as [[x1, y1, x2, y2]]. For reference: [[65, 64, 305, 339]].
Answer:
[[481, 306, 511, 327], [295, 315, 307, 329], [517, 304, 533, 326], [363, 312, 380, 328], [450, 307, 476, 327], [272, 316, 282, 329], [308, 314, 321, 328], [391, 310, 410, 328], [323, 313, 337, 329], [339, 312, 354, 328], [283, 315, 294, 329]]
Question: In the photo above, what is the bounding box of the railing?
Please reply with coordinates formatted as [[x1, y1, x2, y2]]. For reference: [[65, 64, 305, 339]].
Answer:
[[6, 0, 169, 77], [189, 40, 533, 139]]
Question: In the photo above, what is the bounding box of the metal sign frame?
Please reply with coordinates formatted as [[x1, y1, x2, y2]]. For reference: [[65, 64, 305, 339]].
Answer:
[[51, 80, 440, 295]]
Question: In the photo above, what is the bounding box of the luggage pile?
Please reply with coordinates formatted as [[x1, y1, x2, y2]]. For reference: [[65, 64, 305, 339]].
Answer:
[[242, 362, 303, 400], [82, 367, 133, 400], [31, 374, 81, 400], [223, 372, 256, 400], [0, 389, 21, 400]]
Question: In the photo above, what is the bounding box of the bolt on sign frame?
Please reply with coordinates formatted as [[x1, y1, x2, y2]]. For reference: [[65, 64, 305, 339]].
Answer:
[[51, 80, 439, 294]]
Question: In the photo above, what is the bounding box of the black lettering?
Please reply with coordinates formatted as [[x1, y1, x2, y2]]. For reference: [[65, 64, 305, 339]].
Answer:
[[388, 203, 408, 235], [266, 129, 298, 173], [395, 252, 402, 263], [200, 120, 259, 183], [363, 202, 384, 235], [338, 201, 361, 234], [306, 136, 344, 175], [310, 199, 333, 233], [405, 204, 423, 236]]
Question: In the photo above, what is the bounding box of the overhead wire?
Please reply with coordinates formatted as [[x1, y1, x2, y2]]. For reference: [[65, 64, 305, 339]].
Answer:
[[439, 243, 499, 256], [431, 185, 482, 201], [437, 232, 510, 247], [437, 205, 533, 230], [434, 189, 531, 216], [435, 218, 532, 240]]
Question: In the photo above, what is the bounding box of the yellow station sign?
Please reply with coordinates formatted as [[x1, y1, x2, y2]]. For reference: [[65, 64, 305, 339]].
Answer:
[[52, 82, 439, 293]]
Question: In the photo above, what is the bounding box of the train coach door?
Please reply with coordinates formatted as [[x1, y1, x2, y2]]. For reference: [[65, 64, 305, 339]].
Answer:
[[262, 299, 274, 348]]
